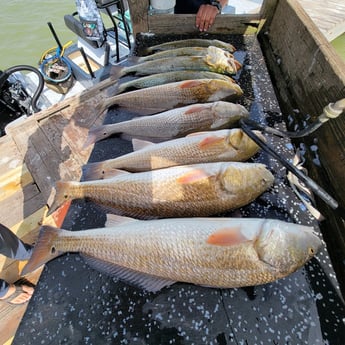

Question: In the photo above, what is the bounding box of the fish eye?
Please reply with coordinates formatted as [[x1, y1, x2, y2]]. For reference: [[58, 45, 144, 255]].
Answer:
[[308, 247, 314, 255], [51, 246, 56, 254]]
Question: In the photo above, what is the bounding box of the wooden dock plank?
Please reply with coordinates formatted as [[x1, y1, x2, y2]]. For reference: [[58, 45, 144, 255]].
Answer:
[[298, 0, 345, 41], [45, 111, 93, 168], [0, 80, 114, 343], [0, 184, 44, 228], [148, 13, 261, 34], [6, 117, 63, 203], [0, 83, 110, 345], [0, 165, 33, 202]]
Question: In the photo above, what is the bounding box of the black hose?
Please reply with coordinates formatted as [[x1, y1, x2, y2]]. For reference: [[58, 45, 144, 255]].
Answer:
[[239, 118, 340, 210], [0, 65, 44, 113], [245, 99, 345, 139], [241, 118, 324, 138]]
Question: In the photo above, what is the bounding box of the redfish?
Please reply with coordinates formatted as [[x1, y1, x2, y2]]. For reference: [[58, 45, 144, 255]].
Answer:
[[97, 79, 243, 116], [111, 46, 241, 79], [83, 101, 249, 148], [22, 216, 322, 292], [143, 38, 236, 54], [48, 162, 274, 218], [110, 71, 235, 95], [82, 129, 263, 179], [129, 46, 230, 63]]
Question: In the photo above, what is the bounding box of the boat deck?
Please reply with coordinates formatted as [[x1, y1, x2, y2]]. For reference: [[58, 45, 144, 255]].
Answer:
[[298, 0, 345, 41], [2, 32, 344, 344]]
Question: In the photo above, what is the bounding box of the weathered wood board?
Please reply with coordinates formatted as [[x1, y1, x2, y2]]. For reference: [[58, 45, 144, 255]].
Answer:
[[258, 0, 345, 294], [0, 76, 118, 345], [297, 0, 345, 41]]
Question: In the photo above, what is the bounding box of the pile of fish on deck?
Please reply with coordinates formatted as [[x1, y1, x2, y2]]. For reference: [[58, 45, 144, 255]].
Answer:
[[22, 39, 322, 293]]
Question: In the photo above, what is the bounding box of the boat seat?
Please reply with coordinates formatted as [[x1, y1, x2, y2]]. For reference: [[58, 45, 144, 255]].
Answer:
[[64, 13, 104, 49], [64, 0, 131, 63]]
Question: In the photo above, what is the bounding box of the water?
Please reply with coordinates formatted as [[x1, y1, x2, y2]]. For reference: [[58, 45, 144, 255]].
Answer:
[[0, 0, 344, 70], [0, 0, 76, 69], [332, 33, 345, 61]]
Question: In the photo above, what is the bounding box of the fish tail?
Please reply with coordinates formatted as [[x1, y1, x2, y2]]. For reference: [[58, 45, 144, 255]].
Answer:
[[47, 181, 77, 216], [141, 47, 153, 55], [82, 124, 115, 149], [233, 83, 244, 97], [83, 100, 112, 127], [21, 225, 64, 275], [126, 55, 141, 64], [109, 65, 125, 80], [82, 162, 106, 180], [234, 59, 242, 72], [95, 100, 111, 120]]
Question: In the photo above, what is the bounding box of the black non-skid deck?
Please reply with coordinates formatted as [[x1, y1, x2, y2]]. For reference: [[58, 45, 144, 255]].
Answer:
[[14, 34, 345, 344]]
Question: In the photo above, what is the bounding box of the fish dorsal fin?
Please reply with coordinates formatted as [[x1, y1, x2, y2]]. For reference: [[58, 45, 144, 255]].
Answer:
[[82, 255, 175, 292], [207, 227, 249, 246], [132, 138, 155, 151], [105, 214, 138, 227], [177, 168, 211, 184]]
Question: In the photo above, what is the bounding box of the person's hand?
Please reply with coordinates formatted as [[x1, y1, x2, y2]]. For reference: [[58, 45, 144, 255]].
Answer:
[[195, 4, 220, 32]]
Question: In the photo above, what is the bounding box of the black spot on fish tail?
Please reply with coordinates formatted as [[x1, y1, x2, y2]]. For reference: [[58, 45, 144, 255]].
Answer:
[[109, 65, 125, 80], [82, 162, 106, 181], [82, 124, 117, 149]]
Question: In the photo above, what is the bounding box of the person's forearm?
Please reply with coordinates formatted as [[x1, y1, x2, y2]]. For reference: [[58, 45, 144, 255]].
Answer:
[[219, 0, 228, 9]]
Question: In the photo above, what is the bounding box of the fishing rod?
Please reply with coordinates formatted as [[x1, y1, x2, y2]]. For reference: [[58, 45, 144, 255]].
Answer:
[[240, 99, 345, 214]]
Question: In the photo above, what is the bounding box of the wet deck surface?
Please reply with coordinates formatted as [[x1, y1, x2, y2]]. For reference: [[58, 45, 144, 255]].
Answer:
[[13, 34, 345, 344]]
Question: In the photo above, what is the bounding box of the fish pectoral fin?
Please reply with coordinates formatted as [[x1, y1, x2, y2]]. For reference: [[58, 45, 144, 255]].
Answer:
[[82, 255, 176, 292], [105, 214, 138, 227], [198, 135, 224, 149], [176, 169, 211, 184], [132, 138, 155, 151], [206, 227, 250, 246], [185, 104, 209, 114], [179, 80, 204, 89]]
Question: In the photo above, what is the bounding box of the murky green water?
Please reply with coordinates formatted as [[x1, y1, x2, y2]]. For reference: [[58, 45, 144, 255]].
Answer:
[[0, 0, 76, 69], [332, 33, 345, 61], [0, 0, 344, 70]]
